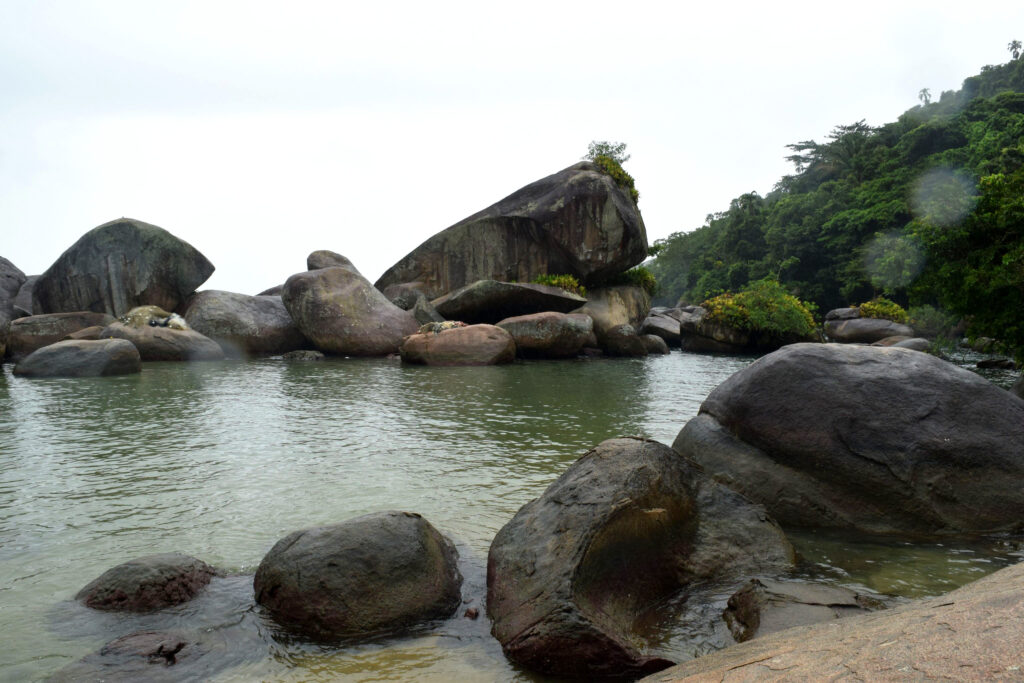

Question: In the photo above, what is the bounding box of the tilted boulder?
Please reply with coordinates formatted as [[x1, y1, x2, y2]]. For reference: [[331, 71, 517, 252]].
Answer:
[[672, 343, 1024, 535], [306, 249, 354, 271], [641, 333, 671, 354], [33, 218, 214, 317], [640, 310, 682, 346], [100, 322, 225, 361], [400, 323, 516, 366], [14, 339, 140, 378], [6, 311, 115, 360], [825, 317, 914, 343], [496, 311, 593, 358], [254, 511, 462, 641], [76, 553, 218, 612], [487, 438, 794, 679], [183, 290, 306, 356], [432, 280, 586, 325], [13, 274, 38, 316], [282, 263, 417, 356], [375, 161, 647, 298]]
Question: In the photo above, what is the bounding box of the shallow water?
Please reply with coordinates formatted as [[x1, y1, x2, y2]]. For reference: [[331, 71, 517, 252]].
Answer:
[[0, 351, 1020, 681]]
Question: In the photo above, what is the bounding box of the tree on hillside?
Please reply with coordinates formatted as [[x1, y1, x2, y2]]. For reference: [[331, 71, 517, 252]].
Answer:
[[919, 88, 931, 105], [1009, 40, 1022, 60], [584, 140, 630, 164]]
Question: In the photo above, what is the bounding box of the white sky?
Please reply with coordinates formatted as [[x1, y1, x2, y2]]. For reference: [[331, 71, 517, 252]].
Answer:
[[2, 1, 1022, 295]]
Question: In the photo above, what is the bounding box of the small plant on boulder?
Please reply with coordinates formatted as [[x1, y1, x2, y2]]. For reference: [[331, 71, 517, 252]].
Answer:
[[584, 140, 639, 203], [858, 297, 908, 324], [602, 266, 659, 297], [531, 274, 586, 297], [702, 278, 817, 339]]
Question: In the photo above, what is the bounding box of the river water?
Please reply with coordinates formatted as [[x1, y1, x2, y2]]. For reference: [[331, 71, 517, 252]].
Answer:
[[1, 352, 1021, 681]]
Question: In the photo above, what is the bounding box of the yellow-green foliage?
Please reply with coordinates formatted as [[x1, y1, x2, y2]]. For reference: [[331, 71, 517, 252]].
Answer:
[[605, 266, 658, 297], [592, 155, 639, 203], [702, 278, 817, 338], [858, 297, 908, 323], [531, 274, 586, 297]]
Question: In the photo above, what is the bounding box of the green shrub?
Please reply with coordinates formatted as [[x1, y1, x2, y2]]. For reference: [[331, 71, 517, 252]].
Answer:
[[591, 154, 639, 203], [603, 266, 658, 297], [702, 278, 818, 339], [858, 297, 908, 323], [531, 273, 586, 297], [907, 304, 959, 338]]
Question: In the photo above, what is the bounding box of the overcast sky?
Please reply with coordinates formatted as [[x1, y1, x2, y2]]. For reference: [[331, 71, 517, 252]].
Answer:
[[2, 1, 1022, 295]]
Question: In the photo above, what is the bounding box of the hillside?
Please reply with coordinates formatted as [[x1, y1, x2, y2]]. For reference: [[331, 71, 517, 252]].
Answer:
[[649, 54, 1024, 356]]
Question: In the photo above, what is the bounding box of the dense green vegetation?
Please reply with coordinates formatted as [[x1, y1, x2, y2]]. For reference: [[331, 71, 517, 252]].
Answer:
[[602, 266, 658, 296], [702, 278, 817, 340], [531, 273, 586, 297], [585, 140, 639, 203], [648, 55, 1024, 358], [858, 297, 908, 324]]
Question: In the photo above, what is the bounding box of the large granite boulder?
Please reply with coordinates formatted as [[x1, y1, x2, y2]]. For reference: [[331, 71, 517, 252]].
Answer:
[[600, 323, 648, 357], [13, 339, 140, 378], [183, 290, 306, 356], [6, 311, 115, 360], [76, 553, 218, 612], [642, 333, 671, 354], [400, 323, 516, 366], [12, 274, 38, 317], [640, 310, 682, 346], [431, 280, 586, 325], [100, 322, 225, 361], [32, 218, 214, 317], [254, 511, 462, 641], [672, 343, 1024, 535], [306, 249, 353, 270], [487, 438, 794, 679], [381, 281, 432, 310], [825, 317, 914, 343], [642, 561, 1024, 682], [1, 256, 27, 358], [375, 161, 647, 298], [282, 264, 417, 356], [496, 311, 593, 358], [573, 285, 650, 338]]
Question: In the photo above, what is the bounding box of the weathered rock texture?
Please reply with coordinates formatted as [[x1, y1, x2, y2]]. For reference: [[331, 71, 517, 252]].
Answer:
[[400, 324, 516, 366], [375, 162, 647, 298], [306, 249, 354, 271], [487, 438, 794, 679], [825, 316, 914, 343], [432, 280, 586, 325], [642, 561, 1024, 682], [641, 310, 682, 346], [12, 274, 37, 316], [100, 322, 225, 361], [573, 285, 650, 338], [183, 290, 306, 356], [282, 264, 417, 356], [642, 333, 671, 355], [33, 218, 214, 317], [75, 553, 218, 612], [1, 256, 27, 357], [14, 339, 140, 378], [672, 343, 1024, 535], [6, 311, 115, 360], [254, 511, 462, 641], [496, 311, 593, 358]]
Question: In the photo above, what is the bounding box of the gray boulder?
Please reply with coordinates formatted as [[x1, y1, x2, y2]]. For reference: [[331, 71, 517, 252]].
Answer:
[[13, 339, 140, 377], [375, 161, 647, 298], [6, 311, 115, 360], [432, 280, 586, 325], [281, 349, 324, 361], [410, 294, 444, 325], [100, 322, 225, 361], [1, 256, 27, 358], [76, 553, 218, 612], [496, 311, 593, 358], [381, 281, 433, 310], [306, 249, 354, 270], [13, 274, 38, 316], [257, 284, 283, 296], [183, 290, 306, 356], [640, 311, 681, 346], [824, 306, 861, 321], [641, 333, 671, 355], [825, 317, 914, 343], [400, 323, 516, 366], [254, 511, 462, 641], [282, 264, 417, 356], [599, 323, 647, 357], [573, 285, 650, 338], [893, 338, 931, 351], [487, 438, 793, 679], [32, 218, 214, 317], [672, 343, 1024, 535]]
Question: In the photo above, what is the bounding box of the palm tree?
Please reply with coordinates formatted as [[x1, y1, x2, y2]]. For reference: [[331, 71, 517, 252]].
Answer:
[[918, 88, 931, 105], [1010, 40, 1022, 60]]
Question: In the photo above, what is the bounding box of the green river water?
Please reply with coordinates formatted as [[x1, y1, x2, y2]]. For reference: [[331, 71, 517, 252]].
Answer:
[[1, 352, 1021, 681]]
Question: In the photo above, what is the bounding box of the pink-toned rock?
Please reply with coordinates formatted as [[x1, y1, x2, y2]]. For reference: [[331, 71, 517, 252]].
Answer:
[[400, 324, 515, 366], [496, 311, 592, 358]]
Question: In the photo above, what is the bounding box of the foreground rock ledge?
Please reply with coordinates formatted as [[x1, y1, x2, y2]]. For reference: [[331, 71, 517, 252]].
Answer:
[[487, 438, 794, 679], [642, 560, 1024, 682], [673, 343, 1024, 535], [254, 511, 462, 641]]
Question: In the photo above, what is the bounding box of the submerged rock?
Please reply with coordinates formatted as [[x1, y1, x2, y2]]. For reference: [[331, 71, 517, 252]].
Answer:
[[281, 349, 324, 361], [14, 339, 140, 378], [400, 323, 516, 366], [375, 161, 647, 298], [75, 553, 218, 612], [282, 264, 417, 356], [487, 438, 793, 679], [254, 511, 462, 641], [672, 343, 1024, 535], [32, 218, 214, 317]]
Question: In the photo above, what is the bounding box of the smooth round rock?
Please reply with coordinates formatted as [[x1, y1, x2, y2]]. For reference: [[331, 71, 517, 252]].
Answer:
[[14, 339, 140, 377], [400, 324, 515, 366], [76, 553, 217, 612]]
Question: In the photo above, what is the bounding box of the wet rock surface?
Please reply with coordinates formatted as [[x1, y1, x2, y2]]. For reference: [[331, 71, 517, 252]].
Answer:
[[487, 438, 793, 679], [14, 339, 140, 377], [400, 323, 516, 366], [100, 322, 225, 361], [76, 554, 218, 612], [7, 311, 116, 360], [673, 343, 1024, 535], [496, 311, 593, 358]]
